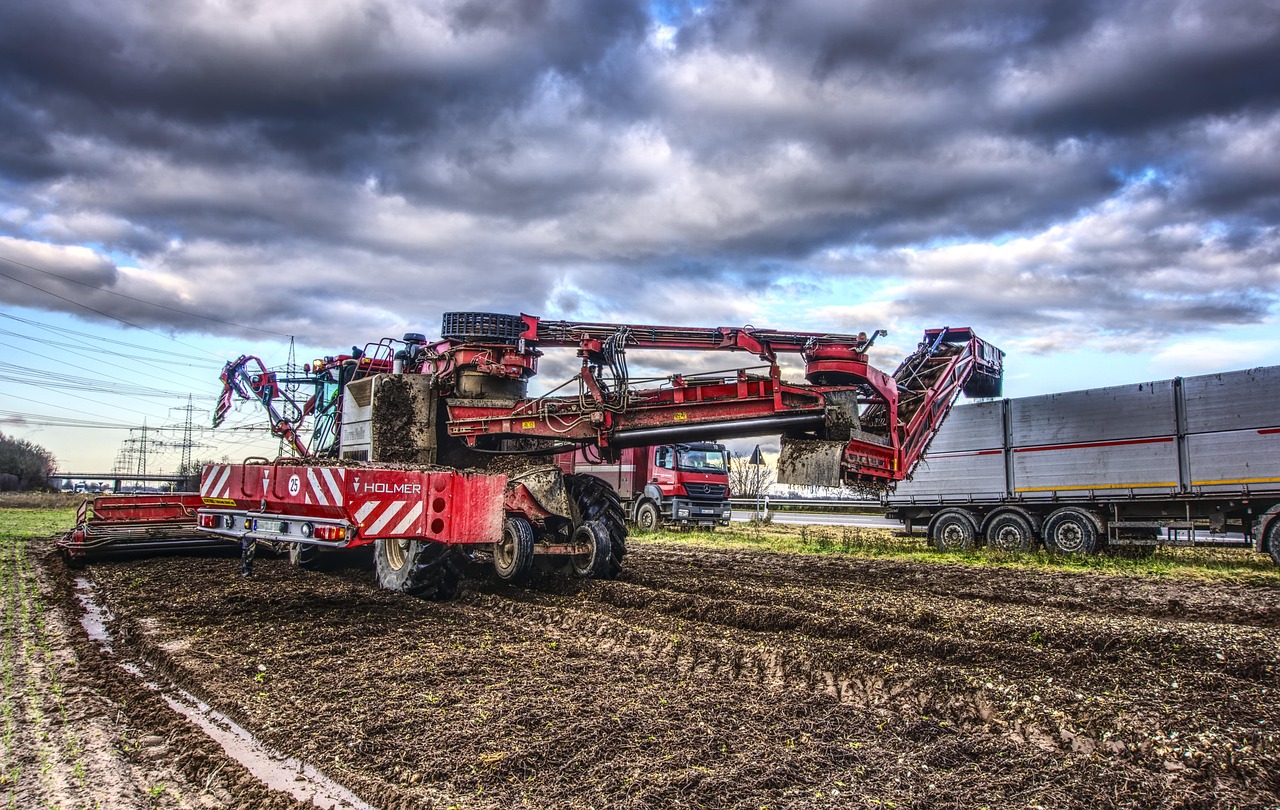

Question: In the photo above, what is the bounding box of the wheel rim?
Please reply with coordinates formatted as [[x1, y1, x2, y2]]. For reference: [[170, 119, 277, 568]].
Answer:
[[495, 529, 516, 573], [992, 525, 1021, 550], [572, 524, 596, 572], [638, 507, 656, 530], [385, 538, 410, 570], [1053, 522, 1085, 553], [939, 521, 967, 549]]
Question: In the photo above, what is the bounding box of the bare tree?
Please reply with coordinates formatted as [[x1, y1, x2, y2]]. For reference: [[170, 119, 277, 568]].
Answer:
[[0, 432, 56, 491], [729, 450, 774, 499]]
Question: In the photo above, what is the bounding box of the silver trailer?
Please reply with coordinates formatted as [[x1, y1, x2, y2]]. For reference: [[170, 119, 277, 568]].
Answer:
[[883, 365, 1280, 562]]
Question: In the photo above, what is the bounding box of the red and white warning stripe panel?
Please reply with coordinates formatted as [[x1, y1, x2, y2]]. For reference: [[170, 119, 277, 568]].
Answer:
[[346, 469, 505, 544], [301, 466, 346, 506], [200, 464, 235, 504], [201, 463, 348, 511]]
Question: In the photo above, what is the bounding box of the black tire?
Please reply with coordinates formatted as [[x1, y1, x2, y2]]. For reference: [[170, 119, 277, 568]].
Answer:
[[985, 511, 1036, 553], [1266, 519, 1280, 567], [374, 538, 460, 600], [635, 501, 661, 532], [930, 508, 978, 552], [1043, 508, 1103, 556], [440, 312, 524, 344], [565, 474, 627, 578], [494, 516, 535, 582], [289, 542, 323, 570], [571, 520, 612, 579]]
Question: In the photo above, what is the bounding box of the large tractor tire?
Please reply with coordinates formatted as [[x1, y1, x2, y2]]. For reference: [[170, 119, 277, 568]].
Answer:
[[984, 510, 1036, 553], [929, 508, 979, 552], [570, 520, 613, 579], [1043, 507, 1104, 556], [564, 474, 627, 578], [374, 538, 460, 600], [289, 542, 323, 570], [494, 516, 535, 582]]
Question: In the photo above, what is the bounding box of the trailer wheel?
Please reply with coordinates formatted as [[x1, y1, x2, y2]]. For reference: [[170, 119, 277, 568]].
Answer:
[[494, 516, 535, 582], [289, 543, 322, 570], [570, 520, 613, 579], [1266, 519, 1280, 567], [1043, 508, 1102, 556], [375, 538, 460, 600], [985, 512, 1036, 553], [565, 474, 628, 578], [635, 501, 660, 532], [929, 509, 978, 552]]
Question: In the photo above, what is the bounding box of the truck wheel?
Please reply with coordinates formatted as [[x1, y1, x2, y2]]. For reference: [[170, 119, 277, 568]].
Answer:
[[930, 509, 978, 552], [1043, 508, 1102, 556], [985, 511, 1035, 552], [1266, 519, 1280, 567], [570, 520, 612, 579], [375, 538, 460, 600], [635, 501, 660, 532], [494, 516, 535, 582], [565, 474, 628, 578], [289, 543, 322, 570]]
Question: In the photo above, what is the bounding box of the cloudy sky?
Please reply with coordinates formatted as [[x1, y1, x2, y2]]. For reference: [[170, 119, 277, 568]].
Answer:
[[2, 0, 1278, 472]]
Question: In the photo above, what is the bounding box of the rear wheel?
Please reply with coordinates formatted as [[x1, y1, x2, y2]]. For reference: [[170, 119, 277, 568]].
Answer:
[[930, 508, 978, 552], [565, 474, 627, 578], [1043, 508, 1103, 556], [570, 520, 612, 579], [374, 538, 460, 600], [985, 511, 1036, 552], [289, 542, 322, 569], [494, 516, 535, 582], [635, 501, 660, 532]]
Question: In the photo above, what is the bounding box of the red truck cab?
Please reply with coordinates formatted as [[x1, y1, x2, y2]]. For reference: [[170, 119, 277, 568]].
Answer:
[[558, 442, 732, 530]]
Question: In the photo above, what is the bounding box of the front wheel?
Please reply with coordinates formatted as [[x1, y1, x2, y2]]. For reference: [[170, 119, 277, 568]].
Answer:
[[494, 516, 535, 582], [374, 538, 460, 600], [1043, 508, 1103, 556], [929, 508, 978, 552], [634, 501, 661, 532]]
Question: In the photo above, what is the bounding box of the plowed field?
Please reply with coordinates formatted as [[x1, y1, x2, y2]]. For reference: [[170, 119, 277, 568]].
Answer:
[[23, 529, 1280, 809]]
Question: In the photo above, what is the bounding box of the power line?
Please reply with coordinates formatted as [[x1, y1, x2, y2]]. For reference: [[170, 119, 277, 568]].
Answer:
[[0, 337, 216, 396], [0, 325, 223, 370], [0, 384, 178, 422], [0, 253, 293, 337], [0, 265, 233, 360], [0, 312, 224, 365], [0, 362, 217, 399]]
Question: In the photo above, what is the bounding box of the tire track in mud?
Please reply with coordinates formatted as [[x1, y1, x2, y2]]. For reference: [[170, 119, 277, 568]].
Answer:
[[62, 542, 1280, 809], [493, 546, 1280, 774]]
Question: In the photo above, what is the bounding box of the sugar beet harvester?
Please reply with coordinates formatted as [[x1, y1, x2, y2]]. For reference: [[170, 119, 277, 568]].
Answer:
[[60, 313, 1003, 597]]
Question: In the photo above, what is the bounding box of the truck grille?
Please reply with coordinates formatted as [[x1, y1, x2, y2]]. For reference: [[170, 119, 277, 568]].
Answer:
[[684, 483, 727, 499]]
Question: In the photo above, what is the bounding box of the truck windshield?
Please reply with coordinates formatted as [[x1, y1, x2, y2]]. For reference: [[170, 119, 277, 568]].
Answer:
[[676, 448, 727, 474]]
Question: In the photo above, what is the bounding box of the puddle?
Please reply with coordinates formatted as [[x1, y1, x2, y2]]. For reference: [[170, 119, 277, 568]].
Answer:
[[73, 578, 374, 810]]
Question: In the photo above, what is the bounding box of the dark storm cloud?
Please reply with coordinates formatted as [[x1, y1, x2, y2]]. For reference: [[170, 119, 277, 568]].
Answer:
[[0, 0, 1276, 352]]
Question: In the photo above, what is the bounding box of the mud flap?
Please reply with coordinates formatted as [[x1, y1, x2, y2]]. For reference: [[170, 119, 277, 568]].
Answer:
[[777, 439, 847, 488], [508, 467, 571, 518]]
